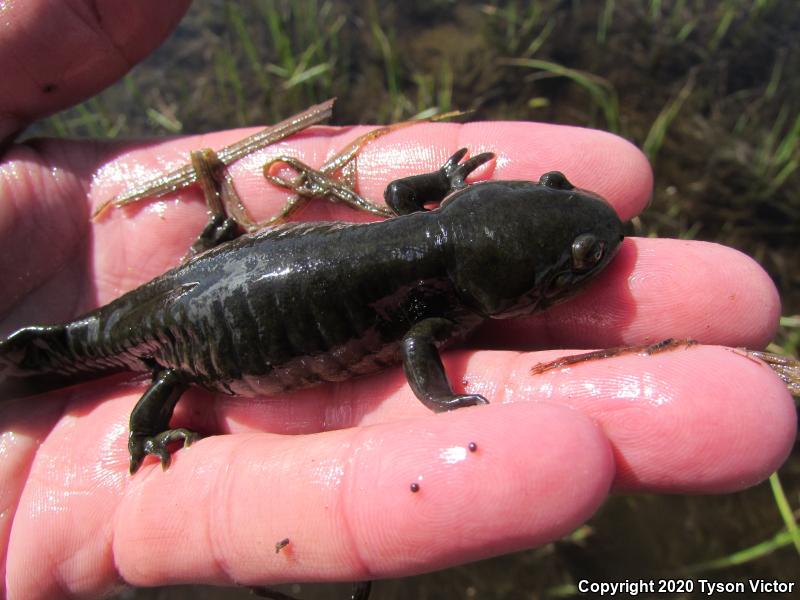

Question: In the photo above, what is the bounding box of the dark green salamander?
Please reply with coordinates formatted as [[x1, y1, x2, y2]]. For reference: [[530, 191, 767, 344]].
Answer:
[[0, 149, 623, 475]]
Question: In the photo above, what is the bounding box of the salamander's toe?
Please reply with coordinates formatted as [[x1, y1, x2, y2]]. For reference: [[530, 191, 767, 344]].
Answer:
[[128, 446, 145, 475], [430, 393, 490, 412], [454, 393, 490, 408], [127, 428, 199, 475]]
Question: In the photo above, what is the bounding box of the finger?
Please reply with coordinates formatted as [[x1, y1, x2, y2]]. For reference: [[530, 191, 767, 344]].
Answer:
[[107, 403, 612, 589], [83, 122, 650, 293], [0, 124, 775, 349], [4, 349, 790, 594], [474, 237, 781, 350], [0, 0, 191, 146], [88, 120, 652, 229], [0, 121, 651, 327], [0, 138, 99, 325], [3, 391, 130, 599], [6, 401, 612, 595], [0, 396, 65, 586], [468, 344, 795, 493], [181, 344, 794, 494]]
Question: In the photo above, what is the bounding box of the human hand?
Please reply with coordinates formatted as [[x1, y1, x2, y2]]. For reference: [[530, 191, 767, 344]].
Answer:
[[0, 2, 795, 599]]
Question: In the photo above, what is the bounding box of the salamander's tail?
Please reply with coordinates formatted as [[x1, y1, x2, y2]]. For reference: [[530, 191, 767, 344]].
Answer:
[[0, 325, 121, 398], [1, 325, 70, 375]]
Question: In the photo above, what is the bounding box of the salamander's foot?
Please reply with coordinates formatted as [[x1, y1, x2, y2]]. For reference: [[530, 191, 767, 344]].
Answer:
[[187, 148, 251, 254], [429, 393, 489, 412], [128, 428, 198, 474], [188, 212, 240, 257], [401, 318, 491, 413], [440, 148, 495, 190], [384, 148, 494, 215]]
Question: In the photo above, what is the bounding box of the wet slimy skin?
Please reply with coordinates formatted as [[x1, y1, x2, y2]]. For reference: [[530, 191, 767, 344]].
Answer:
[[0, 149, 622, 474]]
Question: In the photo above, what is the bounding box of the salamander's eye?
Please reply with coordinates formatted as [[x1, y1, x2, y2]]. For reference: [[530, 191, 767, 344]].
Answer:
[[571, 234, 606, 271], [539, 171, 574, 190]]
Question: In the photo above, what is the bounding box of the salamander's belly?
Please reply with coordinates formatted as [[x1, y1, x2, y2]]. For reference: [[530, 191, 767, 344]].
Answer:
[[123, 227, 464, 395], [216, 333, 404, 396], [134, 276, 393, 395]]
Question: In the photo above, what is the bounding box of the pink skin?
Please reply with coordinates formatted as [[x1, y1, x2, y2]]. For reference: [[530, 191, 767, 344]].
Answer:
[[0, 2, 795, 598]]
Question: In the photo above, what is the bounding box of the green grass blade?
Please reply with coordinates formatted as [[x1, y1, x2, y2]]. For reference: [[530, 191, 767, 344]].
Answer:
[[502, 57, 620, 131], [649, 0, 661, 21], [368, 2, 403, 120], [226, 2, 270, 93], [772, 112, 800, 168], [769, 472, 800, 556], [523, 17, 555, 58], [46, 113, 69, 137], [709, 2, 736, 51], [642, 73, 696, 163], [763, 158, 798, 198], [780, 315, 800, 328], [597, 0, 615, 44], [258, 0, 295, 72], [146, 108, 182, 133], [214, 45, 247, 126], [683, 529, 795, 574], [282, 63, 331, 90]]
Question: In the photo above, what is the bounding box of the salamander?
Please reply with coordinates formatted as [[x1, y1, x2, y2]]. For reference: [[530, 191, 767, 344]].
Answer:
[[0, 148, 624, 474]]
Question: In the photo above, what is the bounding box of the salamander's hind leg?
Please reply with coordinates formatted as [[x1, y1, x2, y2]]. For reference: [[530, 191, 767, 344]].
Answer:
[[402, 318, 488, 412], [128, 368, 196, 474], [187, 149, 250, 257], [384, 148, 494, 215]]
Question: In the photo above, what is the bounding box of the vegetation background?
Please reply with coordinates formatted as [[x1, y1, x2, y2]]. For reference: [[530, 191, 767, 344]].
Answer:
[[27, 0, 799, 598]]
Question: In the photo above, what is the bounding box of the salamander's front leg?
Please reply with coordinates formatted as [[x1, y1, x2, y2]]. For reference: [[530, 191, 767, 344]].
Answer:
[[402, 318, 488, 412], [128, 368, 196, 474], [384, 148, 494, 215]]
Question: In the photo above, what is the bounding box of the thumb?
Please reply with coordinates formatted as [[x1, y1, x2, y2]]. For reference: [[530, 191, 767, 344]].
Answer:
[[0, 0, 191, 147]]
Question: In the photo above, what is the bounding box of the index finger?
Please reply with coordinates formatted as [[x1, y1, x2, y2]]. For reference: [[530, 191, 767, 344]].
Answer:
[[93, 120, 652, 227], [84, 121, 651, 288], [1, 120, 652, 327]]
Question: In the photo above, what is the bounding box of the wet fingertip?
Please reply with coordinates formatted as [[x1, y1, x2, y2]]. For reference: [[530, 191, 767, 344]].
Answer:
[[348, 402, 614, 575], [568, 127, 653, 221], [717, 245, 782, 346], [624, 239, 782, 348], [457, 122, 652, 222], [573, 343, 798, 494], [718, 347, 797, 489]]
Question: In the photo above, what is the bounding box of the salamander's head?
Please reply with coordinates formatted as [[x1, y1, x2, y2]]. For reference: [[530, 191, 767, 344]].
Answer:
[[442, 172, 624, 318]]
